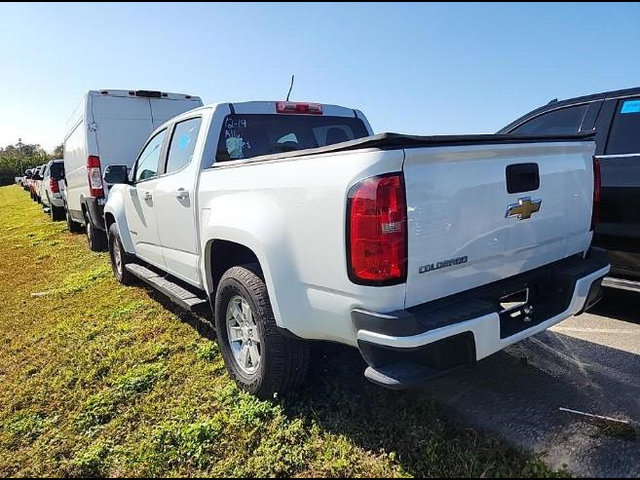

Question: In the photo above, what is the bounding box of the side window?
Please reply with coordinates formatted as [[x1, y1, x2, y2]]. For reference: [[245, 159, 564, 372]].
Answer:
[[135, 129, 167, 183], [165, 118, 202, 175], [606, 98, 640, 155], [511, 104, 589, 135]]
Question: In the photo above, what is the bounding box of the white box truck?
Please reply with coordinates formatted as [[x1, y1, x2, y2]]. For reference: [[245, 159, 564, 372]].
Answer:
[[62, 89, 203, 250]]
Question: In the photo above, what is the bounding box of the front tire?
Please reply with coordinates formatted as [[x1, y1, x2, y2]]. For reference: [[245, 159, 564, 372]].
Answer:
[[108, 223, 136, 285], [215, 264, 310, 399], [85, 211, 107, 252]]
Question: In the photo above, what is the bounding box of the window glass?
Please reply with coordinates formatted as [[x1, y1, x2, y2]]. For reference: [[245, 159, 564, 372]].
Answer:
[[511, 105, 589, 135], [50, 162, 65, 180], [606, 98, 640, 155], [166, 118, 202, 174], [135, 129, 166, 182], [216, 114, 369, 161]]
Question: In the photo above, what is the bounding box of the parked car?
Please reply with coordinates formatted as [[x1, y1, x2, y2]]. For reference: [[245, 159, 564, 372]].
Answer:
[[40, 159, 66, 221], [499, 87, 640, 291], [30, 165, 45, 202], [23, 169, 33, 191], [62, 89, 203, 250], [104, 100, 609, 399]]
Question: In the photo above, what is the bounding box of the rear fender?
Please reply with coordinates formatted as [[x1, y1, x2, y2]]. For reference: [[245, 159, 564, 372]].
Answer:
[[200, 194, 285, 327]]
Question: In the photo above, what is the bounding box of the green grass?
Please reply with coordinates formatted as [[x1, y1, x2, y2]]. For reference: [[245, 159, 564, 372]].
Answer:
[[0, 185, 568, 477]]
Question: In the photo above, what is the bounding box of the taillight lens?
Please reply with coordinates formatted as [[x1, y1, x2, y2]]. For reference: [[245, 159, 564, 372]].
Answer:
[[276, 102, 323, 115], [347, 173, 407, 285], [592, 156, 601, 231], [87, 156, 104, 198], [49, 178, 59, 194]]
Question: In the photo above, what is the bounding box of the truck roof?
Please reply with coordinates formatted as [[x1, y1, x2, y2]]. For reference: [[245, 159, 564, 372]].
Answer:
[[152, 100, 371, 139], [88, 89, 202, 102], [170, 101, 363, 117]]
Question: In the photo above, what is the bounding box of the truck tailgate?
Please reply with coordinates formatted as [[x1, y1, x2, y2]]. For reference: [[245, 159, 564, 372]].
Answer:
[[403, 141, 596, 308]]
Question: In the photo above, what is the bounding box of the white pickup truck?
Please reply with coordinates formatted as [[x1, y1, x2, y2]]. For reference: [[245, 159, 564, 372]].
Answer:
[[103, 101, 609, 398]]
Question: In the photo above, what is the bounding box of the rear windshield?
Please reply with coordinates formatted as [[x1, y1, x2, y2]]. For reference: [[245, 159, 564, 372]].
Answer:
[[50, 162, 65, 180], [216, 114, 369, 162]]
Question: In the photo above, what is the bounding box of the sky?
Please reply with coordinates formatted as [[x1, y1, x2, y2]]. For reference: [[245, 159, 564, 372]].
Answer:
[[1, 2, 639, 152]]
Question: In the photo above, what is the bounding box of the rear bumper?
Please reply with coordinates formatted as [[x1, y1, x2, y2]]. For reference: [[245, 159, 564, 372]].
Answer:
[[354, 249, 610, 389], [45, 193, 64, 208]]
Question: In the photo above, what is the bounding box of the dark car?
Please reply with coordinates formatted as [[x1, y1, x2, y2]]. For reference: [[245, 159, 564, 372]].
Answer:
[[499, 87, 640, 291]]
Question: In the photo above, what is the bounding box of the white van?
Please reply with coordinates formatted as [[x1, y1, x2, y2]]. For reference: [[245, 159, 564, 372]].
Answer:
[[63, 89, 203, 250]]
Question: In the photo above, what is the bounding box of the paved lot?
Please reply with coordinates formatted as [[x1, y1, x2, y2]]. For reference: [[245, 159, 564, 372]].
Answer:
[[422, 287, 640, 477]]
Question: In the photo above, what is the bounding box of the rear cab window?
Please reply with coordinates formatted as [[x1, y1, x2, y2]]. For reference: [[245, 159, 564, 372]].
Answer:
[[215, 114, 369, 162], [50, 162, 65, 180], [605, 98, 640, 155]]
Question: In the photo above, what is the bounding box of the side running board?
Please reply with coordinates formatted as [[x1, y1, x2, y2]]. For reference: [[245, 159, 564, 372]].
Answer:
[[125, 263, 209, 314]]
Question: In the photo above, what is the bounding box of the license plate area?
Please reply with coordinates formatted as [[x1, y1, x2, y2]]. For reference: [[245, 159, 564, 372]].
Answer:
[[499, 288, 529, 315], [497, 276, 570, 339]]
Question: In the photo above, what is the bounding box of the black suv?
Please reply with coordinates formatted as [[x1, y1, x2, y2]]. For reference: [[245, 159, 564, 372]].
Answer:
[[499, 87, 640, 291]]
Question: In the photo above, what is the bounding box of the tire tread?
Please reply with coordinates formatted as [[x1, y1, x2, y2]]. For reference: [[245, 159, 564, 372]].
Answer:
[[216, 264, 310, 398]]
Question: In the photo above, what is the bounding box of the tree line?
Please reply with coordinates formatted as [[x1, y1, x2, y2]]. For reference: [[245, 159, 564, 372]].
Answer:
[[0, 141, 63, 186]]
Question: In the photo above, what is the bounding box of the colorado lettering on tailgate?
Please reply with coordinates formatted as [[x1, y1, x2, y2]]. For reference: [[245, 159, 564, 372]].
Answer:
[[419, 256, 469, 274]]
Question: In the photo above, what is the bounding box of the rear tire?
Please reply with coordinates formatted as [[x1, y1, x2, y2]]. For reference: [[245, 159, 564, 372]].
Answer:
[[108, 223, 136, 285], [215, 264, 310, 399], [66, 207, 83, 233], [85, 211, 107, 251]]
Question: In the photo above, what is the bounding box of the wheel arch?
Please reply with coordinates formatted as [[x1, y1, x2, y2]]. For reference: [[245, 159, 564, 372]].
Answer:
[[203, 234, 286, 330]]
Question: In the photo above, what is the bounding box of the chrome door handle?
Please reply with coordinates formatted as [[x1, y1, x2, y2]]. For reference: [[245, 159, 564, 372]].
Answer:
[[142, 190, 152, 201], [175, 188, 189, 200]]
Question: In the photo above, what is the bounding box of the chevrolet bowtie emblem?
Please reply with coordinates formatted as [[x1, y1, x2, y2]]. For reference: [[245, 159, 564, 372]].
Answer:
[[505, 197, 542, 220]]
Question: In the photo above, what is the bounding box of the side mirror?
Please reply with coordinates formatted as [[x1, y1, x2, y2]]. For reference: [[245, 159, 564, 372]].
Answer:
[[103, 165, 130, 185]]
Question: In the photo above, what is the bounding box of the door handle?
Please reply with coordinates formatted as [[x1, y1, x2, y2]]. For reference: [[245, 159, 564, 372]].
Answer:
[[175, 188, 189, 200], [142, 190, 153, 201]]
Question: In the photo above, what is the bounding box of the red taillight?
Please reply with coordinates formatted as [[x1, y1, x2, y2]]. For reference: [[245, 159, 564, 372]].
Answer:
[[276, 102, 323, 115], [592, 156, 602, 231], [87, 156, 104, 198], [347, 173, 407, 285], [49, 178, 59, 194]]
